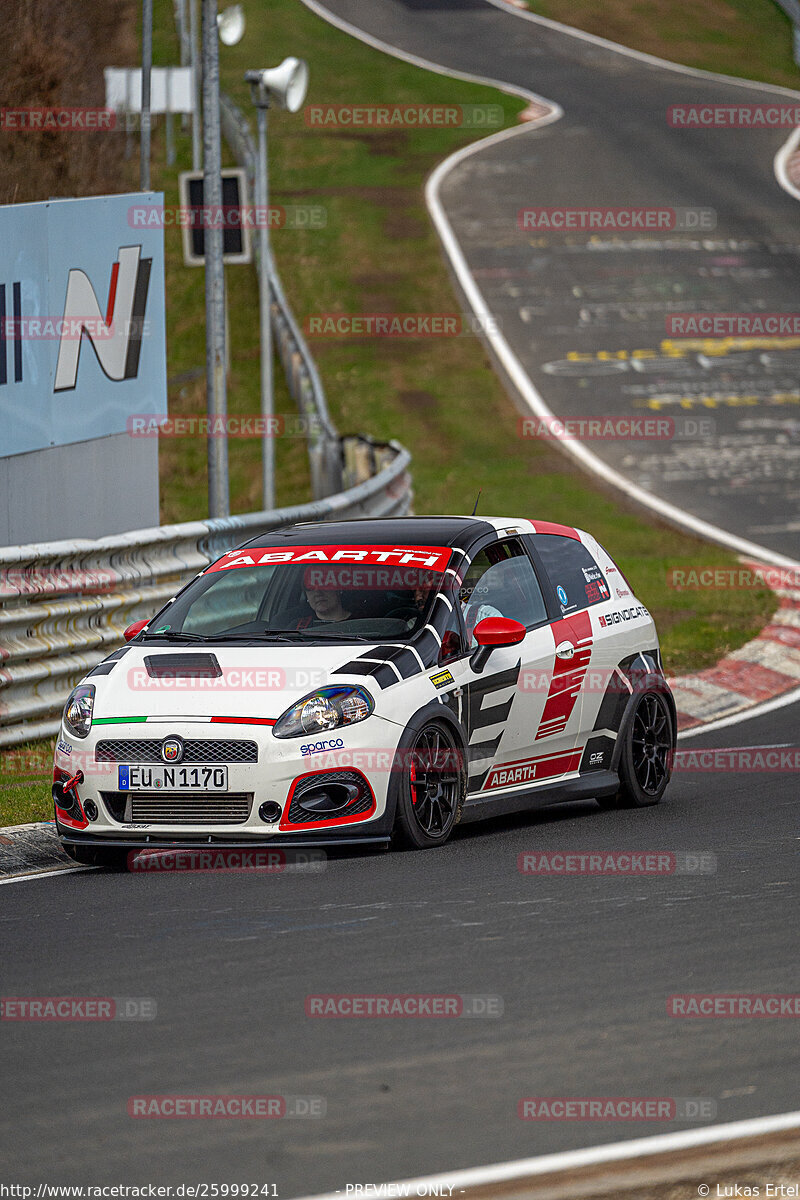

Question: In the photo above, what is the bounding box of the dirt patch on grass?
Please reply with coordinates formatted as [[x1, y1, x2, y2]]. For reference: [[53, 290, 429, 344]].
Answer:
[[0, 0, 136, 204]]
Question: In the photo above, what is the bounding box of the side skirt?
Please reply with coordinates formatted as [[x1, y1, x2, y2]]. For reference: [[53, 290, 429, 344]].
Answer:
[[459, 770, 619, 825]]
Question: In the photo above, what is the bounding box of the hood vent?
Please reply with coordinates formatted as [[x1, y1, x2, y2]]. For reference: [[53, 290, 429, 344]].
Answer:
[[144, 653, 222, 679]]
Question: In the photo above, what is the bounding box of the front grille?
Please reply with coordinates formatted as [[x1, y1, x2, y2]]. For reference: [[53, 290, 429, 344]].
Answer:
[[95, 738, 258, 764], [101, 791, 253, 825]]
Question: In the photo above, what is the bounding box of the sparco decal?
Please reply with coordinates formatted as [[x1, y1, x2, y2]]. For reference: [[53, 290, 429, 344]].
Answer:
[[300, 738, 345, 757], [599, 606, 650, 627]]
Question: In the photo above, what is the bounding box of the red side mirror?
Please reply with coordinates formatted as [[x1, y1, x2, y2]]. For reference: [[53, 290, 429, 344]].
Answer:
[[123, 618, 149, 642], [473, 617, 526, 648]]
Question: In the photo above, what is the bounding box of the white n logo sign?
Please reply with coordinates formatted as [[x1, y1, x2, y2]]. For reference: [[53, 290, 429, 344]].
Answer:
[[54, 245, 151, 392]]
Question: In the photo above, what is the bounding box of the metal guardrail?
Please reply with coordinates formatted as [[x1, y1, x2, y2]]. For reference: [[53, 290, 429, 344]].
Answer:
[[0, 445, 412, 748]]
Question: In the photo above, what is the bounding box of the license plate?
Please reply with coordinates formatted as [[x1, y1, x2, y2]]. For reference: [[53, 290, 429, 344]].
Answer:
[[118, 765, 229, 791]]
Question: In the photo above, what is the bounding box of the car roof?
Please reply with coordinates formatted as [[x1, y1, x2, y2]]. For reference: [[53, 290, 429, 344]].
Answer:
[[237, 515, 497, 550]]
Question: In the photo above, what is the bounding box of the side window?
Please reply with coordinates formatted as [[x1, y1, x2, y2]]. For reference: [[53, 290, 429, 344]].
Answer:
[[460, 539, 547, 640], [439, 602, 466, 663], [533, 534, 609, 615]]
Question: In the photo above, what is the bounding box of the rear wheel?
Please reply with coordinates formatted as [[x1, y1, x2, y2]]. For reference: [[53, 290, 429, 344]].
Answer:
[[394, 722, 465, 849], [615, 690, 673, 808], [61, 843, 130, 871]]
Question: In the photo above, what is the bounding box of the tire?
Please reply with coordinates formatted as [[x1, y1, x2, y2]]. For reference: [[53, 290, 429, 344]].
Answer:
[[394, 721, 466, 849], [62, 843, 131, 871], [615, 690, 674, 808]]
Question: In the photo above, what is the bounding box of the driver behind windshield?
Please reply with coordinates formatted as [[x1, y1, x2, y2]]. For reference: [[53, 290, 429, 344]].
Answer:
[[299, 565, 353, 626]]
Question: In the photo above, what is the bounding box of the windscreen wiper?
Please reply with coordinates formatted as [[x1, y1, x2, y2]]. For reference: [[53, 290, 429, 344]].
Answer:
[[268, 629, 375, 642], [203, 631, 295, 643], [142, 630, 210, 643]]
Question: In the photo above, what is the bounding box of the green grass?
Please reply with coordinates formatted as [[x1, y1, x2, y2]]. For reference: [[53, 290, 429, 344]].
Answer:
[[1, 0, 783, 827], [526, 0, 800, 89], [0, 742, 54, 828]]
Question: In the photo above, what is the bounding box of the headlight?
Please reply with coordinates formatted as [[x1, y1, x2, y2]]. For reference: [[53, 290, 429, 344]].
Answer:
[[63, 684, 95, 739], [273, 685, 374, 739]]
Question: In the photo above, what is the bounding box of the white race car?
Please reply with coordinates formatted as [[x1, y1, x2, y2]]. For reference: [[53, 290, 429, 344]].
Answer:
[[53, 516, 676, 867]]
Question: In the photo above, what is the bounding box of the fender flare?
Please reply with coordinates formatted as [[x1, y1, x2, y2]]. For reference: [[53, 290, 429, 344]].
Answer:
[[383, 701, 470, 830], [610, 673, 677, 775]]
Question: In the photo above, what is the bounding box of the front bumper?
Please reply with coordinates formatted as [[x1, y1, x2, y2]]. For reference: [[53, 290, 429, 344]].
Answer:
[[53, 715, 402, 845]]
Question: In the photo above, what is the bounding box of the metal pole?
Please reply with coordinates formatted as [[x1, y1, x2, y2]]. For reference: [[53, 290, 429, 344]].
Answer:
[[202, 0, 230, 518], [189, 0, 202, 171], [165, 70, 175, 166], [256, 102, 275, 510], [140, 0, 153, 190], [176, 0, 190, 131]]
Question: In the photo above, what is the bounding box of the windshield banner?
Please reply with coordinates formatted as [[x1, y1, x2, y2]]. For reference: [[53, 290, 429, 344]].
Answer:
[[207, 545, 452, 573]]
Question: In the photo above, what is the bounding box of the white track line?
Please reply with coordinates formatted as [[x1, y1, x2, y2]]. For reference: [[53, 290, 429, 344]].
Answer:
[[774, 122, 800, 201], [0, 866, 92, 885], [299, 0, 800, 572], [677, 682, 800, 738], [294, 1110, 800, 1200]]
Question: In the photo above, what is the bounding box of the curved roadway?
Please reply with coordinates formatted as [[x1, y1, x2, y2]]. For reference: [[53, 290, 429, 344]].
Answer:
[[304, 0, 800, 562]]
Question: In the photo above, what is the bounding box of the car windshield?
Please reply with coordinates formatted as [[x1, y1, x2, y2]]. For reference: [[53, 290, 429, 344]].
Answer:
[[141, 543, 453, 643]]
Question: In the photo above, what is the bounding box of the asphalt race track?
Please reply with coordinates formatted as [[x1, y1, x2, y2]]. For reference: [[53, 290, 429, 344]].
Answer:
[[304, 0, 800, 562], [2, 5, 799, 1196], [2, 701, 798, 1193]]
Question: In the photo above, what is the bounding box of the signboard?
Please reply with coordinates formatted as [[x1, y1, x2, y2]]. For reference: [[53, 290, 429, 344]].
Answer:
[[0, 192, 167, 458], [178, 169, 252, 266], [104, 67, 194, 114]]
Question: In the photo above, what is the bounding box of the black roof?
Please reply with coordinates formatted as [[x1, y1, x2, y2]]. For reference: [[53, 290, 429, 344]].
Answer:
[[237, 516, 494, 551]]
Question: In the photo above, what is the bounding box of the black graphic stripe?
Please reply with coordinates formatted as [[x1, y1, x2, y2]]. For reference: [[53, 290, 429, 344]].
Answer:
[[12, 282, 22, 382]]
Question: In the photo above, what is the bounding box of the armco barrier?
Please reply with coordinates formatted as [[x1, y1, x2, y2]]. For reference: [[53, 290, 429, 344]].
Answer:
[[0, 441, 411, 748]]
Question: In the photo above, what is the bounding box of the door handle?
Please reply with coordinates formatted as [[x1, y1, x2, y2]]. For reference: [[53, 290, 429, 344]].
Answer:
[[555, 640, 575, 660]]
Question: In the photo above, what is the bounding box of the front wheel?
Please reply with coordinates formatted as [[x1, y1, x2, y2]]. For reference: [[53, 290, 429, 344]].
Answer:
[[615, 690, 674, 808], [61, 842, 130, 871], [394, 722, 465, 849]]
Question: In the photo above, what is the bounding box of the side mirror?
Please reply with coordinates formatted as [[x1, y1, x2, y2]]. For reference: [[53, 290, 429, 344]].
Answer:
[[470, 617, 526, 673], [123, 618, 150, 642]]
